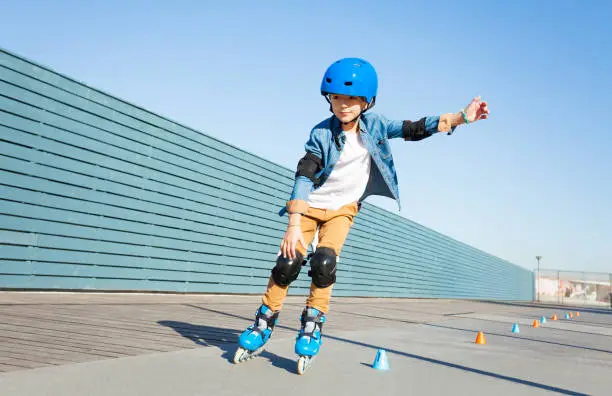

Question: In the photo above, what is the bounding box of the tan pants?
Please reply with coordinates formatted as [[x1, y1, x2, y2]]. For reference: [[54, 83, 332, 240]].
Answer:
[[262, 202, 359, 314]]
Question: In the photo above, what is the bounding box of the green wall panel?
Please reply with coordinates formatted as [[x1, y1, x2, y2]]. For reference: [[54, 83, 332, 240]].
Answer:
[[0, 48, 533, 300]]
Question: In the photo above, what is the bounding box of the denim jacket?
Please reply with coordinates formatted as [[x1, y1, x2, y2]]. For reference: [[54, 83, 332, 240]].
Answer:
[[280, 112, 446, 216]]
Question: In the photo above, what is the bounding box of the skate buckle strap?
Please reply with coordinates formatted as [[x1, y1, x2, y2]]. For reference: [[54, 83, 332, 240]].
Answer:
[[300, 308, 326, 338], [252, 305, 279, 334]]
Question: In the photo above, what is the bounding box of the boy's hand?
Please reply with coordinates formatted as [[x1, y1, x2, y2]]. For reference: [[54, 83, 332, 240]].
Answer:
[[280, 226, 306, 260], [464, 96, 489, 123]]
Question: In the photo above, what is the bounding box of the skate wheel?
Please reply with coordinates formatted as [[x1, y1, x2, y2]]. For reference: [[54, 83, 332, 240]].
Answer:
[[233, 347, 248, 364], [297, 356, 313, 375], [297, 356, 307, 375], [233, 347, 264, 364]]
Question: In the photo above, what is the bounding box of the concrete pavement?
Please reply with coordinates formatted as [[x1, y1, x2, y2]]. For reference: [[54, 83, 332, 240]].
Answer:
[[0, 292, 610, 395]]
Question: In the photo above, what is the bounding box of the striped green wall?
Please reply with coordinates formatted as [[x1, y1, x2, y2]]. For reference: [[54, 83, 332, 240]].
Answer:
[[0, 48, 533, 300]]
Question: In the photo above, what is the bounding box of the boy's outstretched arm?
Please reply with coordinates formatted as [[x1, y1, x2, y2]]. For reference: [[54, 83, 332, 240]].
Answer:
[[387, 96, 490, 140]]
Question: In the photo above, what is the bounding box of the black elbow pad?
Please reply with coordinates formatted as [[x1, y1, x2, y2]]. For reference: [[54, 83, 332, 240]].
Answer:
[[402, 118, 430, 141], [296, 152, 323, 184]]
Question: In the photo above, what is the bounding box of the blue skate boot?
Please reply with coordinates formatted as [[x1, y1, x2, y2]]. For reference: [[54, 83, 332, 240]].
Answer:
[[294, 307, 326, 374], [233, 304, 279, 364]]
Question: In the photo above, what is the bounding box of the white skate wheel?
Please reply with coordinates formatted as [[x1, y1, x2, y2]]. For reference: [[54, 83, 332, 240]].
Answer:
[[297, 356, 308, 375], [233, 347, 248, 364]]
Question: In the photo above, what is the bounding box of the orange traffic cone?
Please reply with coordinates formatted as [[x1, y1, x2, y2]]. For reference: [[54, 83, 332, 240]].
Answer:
[[552, 313, 558, 320], [575, 312, 580, 317], [475, 331, 486, 345], [532, 320, 540, 328]]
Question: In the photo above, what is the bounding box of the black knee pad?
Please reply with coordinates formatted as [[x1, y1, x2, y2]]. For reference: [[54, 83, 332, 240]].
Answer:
[[271, 251, 304, 286], [308, 247, 337, 288]]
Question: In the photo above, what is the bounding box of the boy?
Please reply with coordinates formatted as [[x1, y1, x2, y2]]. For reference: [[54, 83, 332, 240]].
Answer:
[[234, 58, 489, 372]]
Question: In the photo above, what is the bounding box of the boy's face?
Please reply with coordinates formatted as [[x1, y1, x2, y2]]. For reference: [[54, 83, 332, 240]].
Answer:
[[329, 94, 368, 124]]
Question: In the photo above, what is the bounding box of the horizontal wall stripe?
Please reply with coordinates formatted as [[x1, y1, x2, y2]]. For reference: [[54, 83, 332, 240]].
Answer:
[[0, 58, 293, 181], [0, 169, 284, 232], [0, 107, 288, 210], [0, 196, 506, 292], [0, 166, 512, 287]]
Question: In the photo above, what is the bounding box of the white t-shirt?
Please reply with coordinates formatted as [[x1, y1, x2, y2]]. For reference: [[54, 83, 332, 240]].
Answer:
[[307, 131, 371, 210]]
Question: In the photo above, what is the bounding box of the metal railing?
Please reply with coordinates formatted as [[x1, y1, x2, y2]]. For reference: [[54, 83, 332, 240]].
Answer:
[[535, 269, 611, 308]]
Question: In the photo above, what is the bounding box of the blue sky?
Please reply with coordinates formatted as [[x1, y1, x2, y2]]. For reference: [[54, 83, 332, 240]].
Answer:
[[2, 0, 611, 273]]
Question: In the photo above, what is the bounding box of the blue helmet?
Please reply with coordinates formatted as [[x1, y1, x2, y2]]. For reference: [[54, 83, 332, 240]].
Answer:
[[320, 58, 378, 106]]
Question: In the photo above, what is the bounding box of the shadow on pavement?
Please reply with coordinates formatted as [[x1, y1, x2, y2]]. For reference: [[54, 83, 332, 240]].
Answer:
[[183, 304, 590, 395], [158, 320, 297, 373]]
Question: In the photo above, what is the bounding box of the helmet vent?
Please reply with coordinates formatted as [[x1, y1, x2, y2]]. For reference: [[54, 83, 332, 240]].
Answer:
[[344, 81, 353, 86], [326, 78, 332, 83]]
